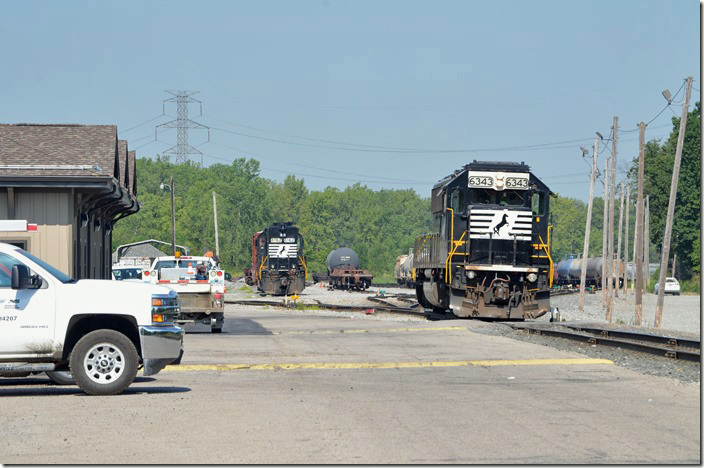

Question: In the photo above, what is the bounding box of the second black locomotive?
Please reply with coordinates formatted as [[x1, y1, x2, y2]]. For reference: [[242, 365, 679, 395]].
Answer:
[[245, 222, 307, 296]]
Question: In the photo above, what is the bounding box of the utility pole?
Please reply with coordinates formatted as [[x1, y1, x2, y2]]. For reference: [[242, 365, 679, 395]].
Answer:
[[655, 76, 693, 328], [631, 180, 640, 296], [644, 196, 650, 287], [212, 191, 220, 259], [634, 122, 646, 326], [579, 137, 599, 311], [616, 182, 624, 299], [623, 185, 630, 296], [170, 176, 176, 255], [602, 154, 610, 307], [606, 117, 618, 320], [156, 91, 210, 164]]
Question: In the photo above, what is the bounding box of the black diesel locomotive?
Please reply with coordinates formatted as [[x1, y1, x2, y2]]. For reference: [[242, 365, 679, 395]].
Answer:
[[247, 222, 307, 296], [414, 161, 554, 319]]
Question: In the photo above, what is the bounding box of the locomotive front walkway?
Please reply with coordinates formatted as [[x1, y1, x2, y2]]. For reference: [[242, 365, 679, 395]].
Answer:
[[0, 304, 699, 464]]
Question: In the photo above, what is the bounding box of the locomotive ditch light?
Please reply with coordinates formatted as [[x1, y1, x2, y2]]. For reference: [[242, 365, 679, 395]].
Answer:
[[467, 271, 476, 279], [526, 273, 538, 282]]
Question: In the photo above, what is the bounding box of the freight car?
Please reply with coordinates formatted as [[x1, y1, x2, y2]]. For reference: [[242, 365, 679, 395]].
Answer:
[[394, 249, 415, 287], [246, 222, 308, 295], [324, 246, 373, 290], [554, 255, 625, 288], [414, 160, 554, 319]]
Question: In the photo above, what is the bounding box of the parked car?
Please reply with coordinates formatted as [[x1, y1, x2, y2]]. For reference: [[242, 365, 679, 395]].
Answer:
[[112, 266, 143, 281], [654, 277, 681, 296]]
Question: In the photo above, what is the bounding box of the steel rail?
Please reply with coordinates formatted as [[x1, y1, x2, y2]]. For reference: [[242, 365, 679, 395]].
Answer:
[[561, 324, 701, 349], [508, 323, 700, 362]]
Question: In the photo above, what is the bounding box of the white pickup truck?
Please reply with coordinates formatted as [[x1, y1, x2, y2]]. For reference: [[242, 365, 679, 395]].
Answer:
[[0, 243, 184, 395], [144, 254, 225, 333]]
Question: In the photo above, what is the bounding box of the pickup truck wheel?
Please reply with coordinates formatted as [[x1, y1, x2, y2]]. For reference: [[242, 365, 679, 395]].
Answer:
[[70, 330, 138, 396], [46, 370, 74, 385]]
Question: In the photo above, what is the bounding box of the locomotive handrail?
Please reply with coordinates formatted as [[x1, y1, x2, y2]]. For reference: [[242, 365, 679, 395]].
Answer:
[[258, 255, 269, 281], [298, 255, 308, 280], [445, 230, 467, 283], [538, 233, 554, 288]]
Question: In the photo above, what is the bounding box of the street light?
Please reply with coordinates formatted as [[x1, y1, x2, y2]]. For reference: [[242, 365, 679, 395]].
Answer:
[[160, 176, 176, 255]]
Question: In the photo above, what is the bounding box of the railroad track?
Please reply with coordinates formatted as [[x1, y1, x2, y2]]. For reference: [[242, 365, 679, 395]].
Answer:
[[225, 297, 430, 317], [550, 288, 580, 297], [507, 322, 701, 362]]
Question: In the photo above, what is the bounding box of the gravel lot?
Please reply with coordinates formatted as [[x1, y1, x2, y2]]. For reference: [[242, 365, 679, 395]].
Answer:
[[546, 290, 701, 336]]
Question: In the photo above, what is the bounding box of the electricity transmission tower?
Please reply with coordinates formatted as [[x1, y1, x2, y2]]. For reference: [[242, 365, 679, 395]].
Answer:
[[156, 91, 210, 164]]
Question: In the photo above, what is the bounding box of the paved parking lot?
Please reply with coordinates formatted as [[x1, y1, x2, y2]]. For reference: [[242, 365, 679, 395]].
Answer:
[[0, 305, 699, 464]]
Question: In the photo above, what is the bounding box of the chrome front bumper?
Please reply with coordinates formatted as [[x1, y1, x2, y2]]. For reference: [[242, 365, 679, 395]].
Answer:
[[139, 325, 184, 376]]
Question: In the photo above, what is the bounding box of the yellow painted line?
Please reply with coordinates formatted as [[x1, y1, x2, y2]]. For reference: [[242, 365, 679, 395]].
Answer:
[[279, 326, 467, 335], [163, 358, 613, 373]]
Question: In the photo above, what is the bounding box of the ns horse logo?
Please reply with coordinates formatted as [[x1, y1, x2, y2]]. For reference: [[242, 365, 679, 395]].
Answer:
[[492, 213, 510, 235]]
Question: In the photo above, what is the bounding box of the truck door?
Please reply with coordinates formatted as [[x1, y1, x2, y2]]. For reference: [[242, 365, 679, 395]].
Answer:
[[0, 252, 57, 357]]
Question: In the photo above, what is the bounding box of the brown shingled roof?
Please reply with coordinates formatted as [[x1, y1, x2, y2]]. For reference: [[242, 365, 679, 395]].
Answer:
[[118, 139, 127, 188], [0, 123, 119, 178], [127, 150, 136, 195]]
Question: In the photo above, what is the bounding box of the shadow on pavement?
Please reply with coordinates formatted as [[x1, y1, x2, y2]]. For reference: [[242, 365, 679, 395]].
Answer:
[[184, 318, 273, 335], [0, 377, 190, 397]]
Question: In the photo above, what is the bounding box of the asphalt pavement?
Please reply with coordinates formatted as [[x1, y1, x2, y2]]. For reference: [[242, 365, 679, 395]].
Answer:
[[0, 305, 699, 464]]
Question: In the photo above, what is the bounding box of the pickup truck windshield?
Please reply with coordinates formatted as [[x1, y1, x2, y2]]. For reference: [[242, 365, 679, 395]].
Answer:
[[17, 249, 73, 284]]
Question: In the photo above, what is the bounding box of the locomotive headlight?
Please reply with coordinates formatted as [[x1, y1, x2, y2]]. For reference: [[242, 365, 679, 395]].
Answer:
[[467, 271, 476, 279], [527, 273, 538, 282]]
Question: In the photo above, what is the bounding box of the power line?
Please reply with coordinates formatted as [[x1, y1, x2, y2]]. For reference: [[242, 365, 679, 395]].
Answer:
[[201, 115, 439, 151], [199, 151, 433, 186], [204, 140, 431, 184], [208, 124, 596, 154], [119, 114, 166, 135]]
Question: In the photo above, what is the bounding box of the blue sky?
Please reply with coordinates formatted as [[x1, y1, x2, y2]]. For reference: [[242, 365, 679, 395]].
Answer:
[[0, 0, 699, 201]]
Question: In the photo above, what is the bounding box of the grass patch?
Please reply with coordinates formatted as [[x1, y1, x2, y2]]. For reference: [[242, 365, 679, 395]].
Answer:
[[239, 284, 253, 292], [680, 276, 700, 294], [292, 303, 322, 311], [373, 273, 398, 284]]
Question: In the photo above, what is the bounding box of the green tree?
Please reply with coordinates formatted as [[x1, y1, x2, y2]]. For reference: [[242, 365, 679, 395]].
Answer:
[[628, 101, 701, 278]]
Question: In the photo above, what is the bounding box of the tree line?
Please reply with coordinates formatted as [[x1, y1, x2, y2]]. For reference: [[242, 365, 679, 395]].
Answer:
[[112, 157, 431, 278], [114, 102, 699, 281]]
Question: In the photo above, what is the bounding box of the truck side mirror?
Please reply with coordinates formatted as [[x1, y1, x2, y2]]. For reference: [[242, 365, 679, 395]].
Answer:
[[11, 264, 30, 289], [11, 264, 41, 290]]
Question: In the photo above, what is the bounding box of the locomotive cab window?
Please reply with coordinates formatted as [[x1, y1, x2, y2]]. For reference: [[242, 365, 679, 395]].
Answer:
[[470, 189, 493, 205], [450, 189, 464, 212], [531, 191, 546, 216], [432, 213, 443, 233], [499, 190, 525, 207]]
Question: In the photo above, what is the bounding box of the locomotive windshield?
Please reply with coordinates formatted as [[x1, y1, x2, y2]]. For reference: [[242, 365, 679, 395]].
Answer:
[[467, 188, 526, 206], [498, 190, 525, 206]]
